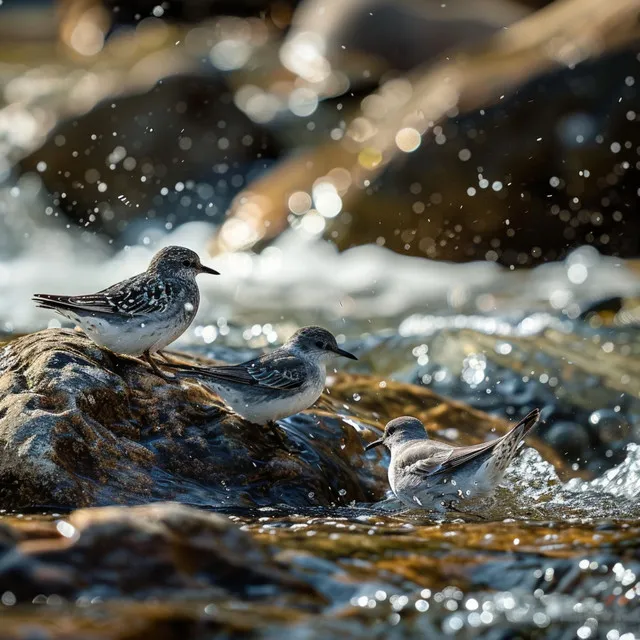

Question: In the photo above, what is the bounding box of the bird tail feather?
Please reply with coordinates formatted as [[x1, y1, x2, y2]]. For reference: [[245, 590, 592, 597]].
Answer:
[[32, 294, 79, 314], [509, 408, 540, 443]]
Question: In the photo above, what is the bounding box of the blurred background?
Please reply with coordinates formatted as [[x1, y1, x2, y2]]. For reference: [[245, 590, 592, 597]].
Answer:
[[0, 0, 639, 336], [0, 0, 639, 476], [2, 6, 640, 635]]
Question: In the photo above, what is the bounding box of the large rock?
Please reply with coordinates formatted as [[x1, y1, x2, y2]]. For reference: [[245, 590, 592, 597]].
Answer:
[[0, 329, 383, 510], [212, 45, 640, 265]]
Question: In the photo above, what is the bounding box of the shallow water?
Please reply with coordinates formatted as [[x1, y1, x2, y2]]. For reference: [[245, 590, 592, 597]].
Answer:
[[1, 278, 640, 636], [1, 23, 640, 639]]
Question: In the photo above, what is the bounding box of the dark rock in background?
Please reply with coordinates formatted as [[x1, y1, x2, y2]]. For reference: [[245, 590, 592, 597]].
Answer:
[[327, 48, 640, 265], [102, 0, 301, 23], [19, 73, 281, 245]]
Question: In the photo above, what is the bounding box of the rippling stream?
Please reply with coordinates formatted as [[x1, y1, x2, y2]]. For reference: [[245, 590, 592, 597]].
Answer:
[[1, 234, 640, 636], [1, 2, 640, 636]]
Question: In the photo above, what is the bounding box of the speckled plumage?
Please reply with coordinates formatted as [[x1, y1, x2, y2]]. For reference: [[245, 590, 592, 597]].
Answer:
[[367, 409, 540, 513], [172, 326, 357, 424], [33, 246, 219, 375]]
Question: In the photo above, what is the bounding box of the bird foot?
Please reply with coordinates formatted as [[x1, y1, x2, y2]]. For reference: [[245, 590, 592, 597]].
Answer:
[[143, 352, 177, 382], [150, 367, 178, 382], [155, 351, 184, 365]]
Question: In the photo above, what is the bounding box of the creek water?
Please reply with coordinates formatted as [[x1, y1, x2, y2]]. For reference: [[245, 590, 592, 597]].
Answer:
[[1, 195, 640, 636], [1, 23, 640, 639]]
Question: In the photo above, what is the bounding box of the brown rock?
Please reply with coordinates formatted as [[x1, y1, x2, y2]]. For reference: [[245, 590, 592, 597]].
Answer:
[[0, 502, 320, 603], [19, 74, 281, 242], [0, 329, 383, 509]]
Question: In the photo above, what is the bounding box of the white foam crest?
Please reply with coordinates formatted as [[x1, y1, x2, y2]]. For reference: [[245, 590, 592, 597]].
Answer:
[[502, 447, 562, 501], [2, 219, 640, 333], [499, 445, 640, 519], [562, 443, 640, 502]]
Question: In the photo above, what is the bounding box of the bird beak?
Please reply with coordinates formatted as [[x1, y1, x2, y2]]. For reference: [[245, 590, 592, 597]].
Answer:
[[199, 265, 220, 275], [365, 438, 383, 451], [334, 347, 358, 360]]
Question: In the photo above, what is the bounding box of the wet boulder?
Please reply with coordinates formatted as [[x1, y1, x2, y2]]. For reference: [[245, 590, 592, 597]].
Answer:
[[0, 329, 382, 510]]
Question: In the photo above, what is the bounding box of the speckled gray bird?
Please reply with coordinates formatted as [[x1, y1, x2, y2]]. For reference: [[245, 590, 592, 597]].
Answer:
[[171, 326, 357, 424], [366, 409, 540, 514], [33, 246, 219, 379]]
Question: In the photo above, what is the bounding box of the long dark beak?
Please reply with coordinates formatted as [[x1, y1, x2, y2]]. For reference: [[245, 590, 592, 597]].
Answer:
[[199, 265, 220, 275], [334, 347, 358, 360], [365, 438, 383, 451]]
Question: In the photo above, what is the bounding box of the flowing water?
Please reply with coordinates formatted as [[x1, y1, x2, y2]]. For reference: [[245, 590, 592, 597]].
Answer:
[[1, 191, 640, 636], [1, 23, 640, 640]]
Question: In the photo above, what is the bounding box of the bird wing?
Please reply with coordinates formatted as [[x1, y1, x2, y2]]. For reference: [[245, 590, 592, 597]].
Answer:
[[196, 353, 307, 391], [401, 444, 457, 477], [407, 439, 500, 478], [406, 410, 539, 478], [33, 273, 174, 316]]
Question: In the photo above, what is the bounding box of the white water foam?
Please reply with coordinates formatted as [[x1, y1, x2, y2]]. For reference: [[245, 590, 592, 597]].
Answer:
[[1, 213, 639, 337], [500, 445, 640, 520]]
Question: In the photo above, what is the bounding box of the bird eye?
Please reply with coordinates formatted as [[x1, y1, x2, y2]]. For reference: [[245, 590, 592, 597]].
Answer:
[[315, 341, 325, 349], [182, 260, 192, 268]]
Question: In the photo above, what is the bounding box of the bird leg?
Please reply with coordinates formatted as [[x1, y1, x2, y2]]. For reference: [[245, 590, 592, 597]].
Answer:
[[267, 420, 287, 442], [266, 421, 300, 453], [155, 350, 182, 365], [153, 353, 209, 375], [143, 350, 176, 381]]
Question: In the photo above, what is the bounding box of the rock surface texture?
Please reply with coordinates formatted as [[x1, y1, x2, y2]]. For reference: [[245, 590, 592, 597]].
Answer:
[[0, 329, 556, 510], [0, 330, 383, 509]]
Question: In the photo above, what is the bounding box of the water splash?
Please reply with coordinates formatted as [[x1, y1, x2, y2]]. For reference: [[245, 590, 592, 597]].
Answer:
[[563, 443, 640, 503], [498, 445, 640, 520], [1, 219, 640, 336]]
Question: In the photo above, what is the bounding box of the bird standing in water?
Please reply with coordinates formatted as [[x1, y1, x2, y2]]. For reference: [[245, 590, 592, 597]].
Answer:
[[33, 246, 219, 379], [366, 409, 540, 515], [170, 326, 357, 424]]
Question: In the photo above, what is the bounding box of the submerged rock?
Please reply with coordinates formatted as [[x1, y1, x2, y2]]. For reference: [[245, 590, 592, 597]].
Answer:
[[0, 328, 557, 511], [0, 491, 639, 639], [0, 502, 320, 604]]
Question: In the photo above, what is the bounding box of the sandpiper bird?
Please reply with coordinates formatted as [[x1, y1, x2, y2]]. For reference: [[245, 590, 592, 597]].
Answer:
[[366, 409, 540, 514], [33, 246, 219, 379], [171, 326, 357, 424]]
